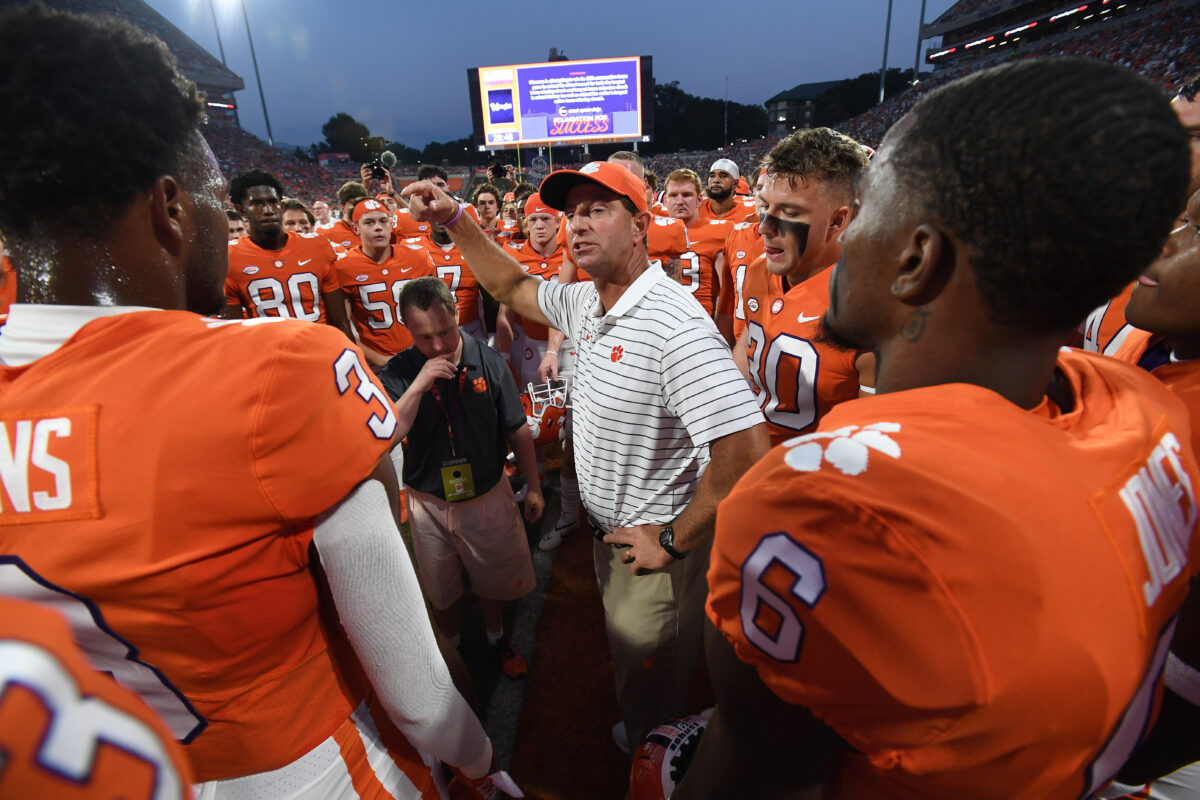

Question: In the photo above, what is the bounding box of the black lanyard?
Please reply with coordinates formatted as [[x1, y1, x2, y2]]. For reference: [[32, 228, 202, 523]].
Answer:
[[428, 365, 467, 457]]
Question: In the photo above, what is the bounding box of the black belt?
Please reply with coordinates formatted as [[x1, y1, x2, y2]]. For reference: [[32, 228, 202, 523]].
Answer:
[[589, 517, 630, 549]]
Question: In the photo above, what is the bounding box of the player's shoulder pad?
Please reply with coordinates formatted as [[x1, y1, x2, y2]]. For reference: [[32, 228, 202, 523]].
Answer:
[[404, 243, 423, 251], [654, 216, 678, 226], [299, 232, 321, 239], [734, 221, 755, 230], [709, 219, 731, 226]]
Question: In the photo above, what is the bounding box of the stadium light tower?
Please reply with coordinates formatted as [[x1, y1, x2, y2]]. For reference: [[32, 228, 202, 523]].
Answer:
[[238, 0, 274, 147], [913, 0, 928, 83], [879, 0, 895, 104]]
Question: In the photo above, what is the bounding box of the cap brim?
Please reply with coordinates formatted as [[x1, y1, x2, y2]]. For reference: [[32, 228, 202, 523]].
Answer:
[[538, 170, 593, 212]]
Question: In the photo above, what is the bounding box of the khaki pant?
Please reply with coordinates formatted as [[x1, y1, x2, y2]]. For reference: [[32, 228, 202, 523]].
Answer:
[[406, 480, 534, 610], [593, 535, 710, 751]]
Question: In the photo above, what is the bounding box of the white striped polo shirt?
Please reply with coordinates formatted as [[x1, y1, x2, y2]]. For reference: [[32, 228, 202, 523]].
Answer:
[[538, 262, 763, 531]]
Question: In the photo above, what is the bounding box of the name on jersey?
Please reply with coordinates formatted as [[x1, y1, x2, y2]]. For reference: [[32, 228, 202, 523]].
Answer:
[[1119, 431, 1197, 606], [0, 408, 100, 524]]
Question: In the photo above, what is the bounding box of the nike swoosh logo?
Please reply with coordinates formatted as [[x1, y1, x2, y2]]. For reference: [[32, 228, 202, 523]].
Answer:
[[797, 313, 822, 323], [298, 258, 312, 266]]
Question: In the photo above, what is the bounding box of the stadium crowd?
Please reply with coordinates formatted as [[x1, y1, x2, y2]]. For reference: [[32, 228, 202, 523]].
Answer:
[[4, 1, 1200, 800]]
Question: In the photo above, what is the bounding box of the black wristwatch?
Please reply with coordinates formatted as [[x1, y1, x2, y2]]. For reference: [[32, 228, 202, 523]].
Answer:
[[659, 525, 688, 560]]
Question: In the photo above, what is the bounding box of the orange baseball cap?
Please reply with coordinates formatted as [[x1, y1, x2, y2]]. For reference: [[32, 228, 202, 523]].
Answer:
[[524, 193, 556, 217], [538, 161, 648, 214]]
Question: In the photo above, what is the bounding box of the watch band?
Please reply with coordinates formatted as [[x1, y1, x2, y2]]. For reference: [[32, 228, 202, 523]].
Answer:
[[659, 525, 687, 560]]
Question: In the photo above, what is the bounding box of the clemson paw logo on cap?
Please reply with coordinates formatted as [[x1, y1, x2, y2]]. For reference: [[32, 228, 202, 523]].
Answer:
[[364, 200, 383, 210], [581, 162, 602, 174], [782, 423, 901, 477]]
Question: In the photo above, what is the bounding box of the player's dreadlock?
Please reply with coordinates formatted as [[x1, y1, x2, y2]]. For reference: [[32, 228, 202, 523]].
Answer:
[[891, 57, 1190, 333]]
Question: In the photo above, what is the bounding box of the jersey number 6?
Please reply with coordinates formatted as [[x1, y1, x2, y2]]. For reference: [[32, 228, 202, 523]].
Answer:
[[739, 532, 826, 663]]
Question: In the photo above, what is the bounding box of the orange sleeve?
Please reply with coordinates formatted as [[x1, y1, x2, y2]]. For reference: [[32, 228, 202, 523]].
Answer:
[[317, 238, 340, 294], [707, 448, 985, 747], [250, 324, 397, 520]]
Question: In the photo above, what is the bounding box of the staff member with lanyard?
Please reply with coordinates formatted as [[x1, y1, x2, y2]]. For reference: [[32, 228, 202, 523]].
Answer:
[[380, 277, 543, 679]]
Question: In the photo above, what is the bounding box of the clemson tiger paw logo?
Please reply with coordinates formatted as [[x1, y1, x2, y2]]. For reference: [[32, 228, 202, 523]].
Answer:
[[611, 345, 624, 363], [473, 377, 488, 393], [782, 423, 901, 476]]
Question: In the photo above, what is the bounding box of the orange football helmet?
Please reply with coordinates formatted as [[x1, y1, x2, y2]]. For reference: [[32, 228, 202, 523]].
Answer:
[[520, 379, 569, 447], [630, 712, 710, 800]]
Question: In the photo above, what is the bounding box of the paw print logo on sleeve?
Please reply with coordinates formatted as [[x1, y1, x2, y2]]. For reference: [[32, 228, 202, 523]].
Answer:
[[782, 422, 901, 476]]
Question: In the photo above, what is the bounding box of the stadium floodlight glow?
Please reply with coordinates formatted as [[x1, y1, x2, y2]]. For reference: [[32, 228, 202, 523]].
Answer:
[[1005, 21, 1038, 35], [206, 101, 236, 109], [929, 46, 957, 59], [964, 35, 995, 48], [1050, 5, 1087, 21]]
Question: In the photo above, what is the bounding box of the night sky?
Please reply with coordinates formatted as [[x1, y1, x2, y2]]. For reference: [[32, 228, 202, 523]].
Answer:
[[146, 0, 958, 151]]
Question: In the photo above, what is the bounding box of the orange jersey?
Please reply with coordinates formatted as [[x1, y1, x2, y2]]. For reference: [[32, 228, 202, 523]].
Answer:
[[676, 218, 732, 315], [708, 348, 1200, 799], [742, 262, 859, 443], [719, 220, 764, 338], [1151, 359, 1200, 457], [1083, 282, 1152, 360], [409, 235, 481, 325], [0, 596, 194, 798], [392, 208, 432, 240], [337, 244, 435, 356], [318, 218, 359, 251], [0, 311, 406, 783], [225, 233, 340, 322], [0, 255, 15, 327], [505, 240, 565, 341], [698, 196, 757, 223]]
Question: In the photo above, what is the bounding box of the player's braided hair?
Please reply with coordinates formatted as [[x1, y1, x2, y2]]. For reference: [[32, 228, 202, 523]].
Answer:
[[761, 127, 868, 204], [230, 169, 284, 207], [0, 3, 205, 241], [891, 57, 1190, 333]]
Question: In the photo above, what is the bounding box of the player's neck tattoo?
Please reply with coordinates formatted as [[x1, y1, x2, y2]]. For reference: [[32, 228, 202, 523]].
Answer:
[[900, 307, 930, 342]]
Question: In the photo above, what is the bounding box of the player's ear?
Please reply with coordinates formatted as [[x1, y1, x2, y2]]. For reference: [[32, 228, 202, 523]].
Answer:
[[631, 209, 651, 242], [150, 174, 186, 256], [891, 223, 953, 304], [826, 204, 852, 241]]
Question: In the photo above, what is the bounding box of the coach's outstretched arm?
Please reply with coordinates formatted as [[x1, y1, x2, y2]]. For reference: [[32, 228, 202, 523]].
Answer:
[[402, 180, 551, 328]]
